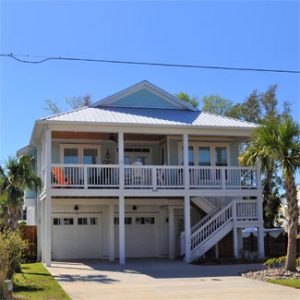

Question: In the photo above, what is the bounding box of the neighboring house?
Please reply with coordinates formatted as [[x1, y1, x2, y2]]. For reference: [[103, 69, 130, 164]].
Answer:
[[20, 80, 265, 266]]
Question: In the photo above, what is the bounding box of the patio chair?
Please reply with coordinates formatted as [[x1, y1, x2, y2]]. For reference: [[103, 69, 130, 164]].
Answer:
[[52, 167, 72, 186]]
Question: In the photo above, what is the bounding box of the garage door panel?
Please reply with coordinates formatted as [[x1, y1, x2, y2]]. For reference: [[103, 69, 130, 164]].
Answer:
[[115, 214, 157, 258], [52, 214, 101, 260]]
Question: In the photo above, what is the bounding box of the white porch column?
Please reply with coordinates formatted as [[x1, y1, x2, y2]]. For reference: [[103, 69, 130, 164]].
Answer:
[[184, 195, 191, 263], [118, 131, 124, 190], [118, 131, 125, 265], [232, 200, 238, 259], [119, 195, 125, 265], [168, 206, 175, 259], [237, 228, 244, 258], [36, 143, 42, 261], [233, 227, 238, 259], [215, 243, 219, 259], [257, 193, 265, 259], [44, 194, 52, 266], [258, 226, 265, 259], [41, 198, 45, 263], [44, 128, 52, 267], [108, 204, 115, 261], [183, 133, 189, 190]]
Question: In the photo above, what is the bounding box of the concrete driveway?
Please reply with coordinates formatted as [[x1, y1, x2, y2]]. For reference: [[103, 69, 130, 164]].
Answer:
[[48, 259, 299, 300]]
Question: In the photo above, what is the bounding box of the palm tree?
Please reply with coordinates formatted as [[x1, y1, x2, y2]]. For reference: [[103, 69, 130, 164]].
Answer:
[[240, 118, 300, 271], [0, 155, 41, 230]]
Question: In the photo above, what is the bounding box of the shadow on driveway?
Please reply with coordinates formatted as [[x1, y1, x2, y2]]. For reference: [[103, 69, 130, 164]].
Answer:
[[51, 258, 264, 280]]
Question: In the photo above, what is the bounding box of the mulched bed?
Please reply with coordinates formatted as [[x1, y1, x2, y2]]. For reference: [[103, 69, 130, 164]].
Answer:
[[242, 268, 300, 281]]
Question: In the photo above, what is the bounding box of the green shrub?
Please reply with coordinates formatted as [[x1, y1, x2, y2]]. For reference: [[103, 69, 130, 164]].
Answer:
[[264, 256, 300, 269], [276, 256, 286, 267], [264, 258, 277, 268], [0, 230, 28, 298], [296, 257, 300, 267]]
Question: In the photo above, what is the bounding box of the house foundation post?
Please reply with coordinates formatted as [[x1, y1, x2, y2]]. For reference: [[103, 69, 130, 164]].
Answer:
[[183, 133, 191, 263], [237, 228, 244, 258], [44, 195, 52, 267], [232, 201, 238, 259], [118, 131, 125, 265], [233, 227, 239, 259], [44, 128, 52, 267], [108, 204, 115, 261], [168, 206, 175, 259], [41, 198, 45, 263], [184, 195, 192, 263], [258, 226, 265, 259], [119, 196, 125, 265]]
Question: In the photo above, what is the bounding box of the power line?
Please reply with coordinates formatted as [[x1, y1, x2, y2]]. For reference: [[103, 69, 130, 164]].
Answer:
[[1, 53, 299, 74]]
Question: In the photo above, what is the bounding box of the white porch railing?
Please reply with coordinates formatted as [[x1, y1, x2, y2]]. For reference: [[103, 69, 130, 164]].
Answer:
[[236, 200, 258, 221], [50, 164, 257, 190], [189, 166, 257, 190]]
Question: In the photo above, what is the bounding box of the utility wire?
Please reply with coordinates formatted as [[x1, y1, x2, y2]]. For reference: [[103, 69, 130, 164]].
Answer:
[[1, 53, 299, 74]]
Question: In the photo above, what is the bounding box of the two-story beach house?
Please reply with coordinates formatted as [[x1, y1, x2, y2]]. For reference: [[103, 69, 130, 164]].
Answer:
[[21, 81, 265, 266]]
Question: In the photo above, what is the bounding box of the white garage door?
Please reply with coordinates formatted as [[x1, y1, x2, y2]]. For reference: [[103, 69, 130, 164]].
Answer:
[[115, 214, 158, 257], [52, 214, 102, 260]]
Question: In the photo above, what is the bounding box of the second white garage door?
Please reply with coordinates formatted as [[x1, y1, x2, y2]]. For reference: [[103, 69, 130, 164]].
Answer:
[[114, 214, 158, 257], [52, 214, 102, 260]]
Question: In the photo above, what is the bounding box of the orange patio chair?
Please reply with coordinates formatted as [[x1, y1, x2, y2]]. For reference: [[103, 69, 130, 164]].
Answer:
[[52, 167, 72, 186]]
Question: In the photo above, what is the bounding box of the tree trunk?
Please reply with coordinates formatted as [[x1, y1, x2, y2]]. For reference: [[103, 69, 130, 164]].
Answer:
[[284, 175, 298, 271]]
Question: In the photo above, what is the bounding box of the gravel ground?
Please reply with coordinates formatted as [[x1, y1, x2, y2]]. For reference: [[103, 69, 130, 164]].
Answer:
[[243, 268, 300, 281]]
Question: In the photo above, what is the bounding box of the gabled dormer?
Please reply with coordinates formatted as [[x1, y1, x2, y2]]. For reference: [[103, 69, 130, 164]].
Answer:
[[92, 80, 198, 111]]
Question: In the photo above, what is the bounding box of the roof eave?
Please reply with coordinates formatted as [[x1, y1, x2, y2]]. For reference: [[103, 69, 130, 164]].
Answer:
[[39, 119, 257, 134]]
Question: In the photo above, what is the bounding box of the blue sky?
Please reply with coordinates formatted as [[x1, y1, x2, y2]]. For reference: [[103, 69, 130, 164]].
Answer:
[[0, 1, 299, 181]]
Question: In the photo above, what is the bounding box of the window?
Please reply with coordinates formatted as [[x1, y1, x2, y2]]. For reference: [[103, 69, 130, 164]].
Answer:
[[53, 218, 61, 225], [61, 145, 101, 164], [78, 217, 88, 225], [122, 147, 152, 165], [125, 217, 132, 225], [124, 156, 132, 165], [215, 147, 227, 166], [114, 217, 132, 225], [145, 217, 155, 224], [188, 146, 194, 166], [84, 149, 98, 164], [198, 147, 211, 166], [63, 218, 74, 225], [136, 156, 149, 165], [64, 148, 79, 164], [90, 217, 97, 225], [136, 217, 155, 225]]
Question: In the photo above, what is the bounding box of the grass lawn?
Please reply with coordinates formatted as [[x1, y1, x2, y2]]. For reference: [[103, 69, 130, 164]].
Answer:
[[13, 263, 70, 300], [268, 279, 300, 289]]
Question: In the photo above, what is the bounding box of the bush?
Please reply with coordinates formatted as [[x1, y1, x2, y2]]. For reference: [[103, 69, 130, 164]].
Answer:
[[264, 256, 300, 269], [18, 223, 37, 263], [264, 257, 277, 268], [296, 257, 300, 267], [0, 230, 28, 298]]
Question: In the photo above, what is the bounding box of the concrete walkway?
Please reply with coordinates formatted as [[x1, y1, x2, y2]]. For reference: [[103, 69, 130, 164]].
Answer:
[[48, 259, 300, 300]]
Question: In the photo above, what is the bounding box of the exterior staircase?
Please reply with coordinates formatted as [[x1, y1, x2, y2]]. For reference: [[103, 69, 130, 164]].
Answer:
[[181, 200, 258, 261]]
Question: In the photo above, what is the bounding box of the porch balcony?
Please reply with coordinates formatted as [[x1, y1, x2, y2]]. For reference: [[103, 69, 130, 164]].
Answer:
[[47, 164, 258, 191]]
